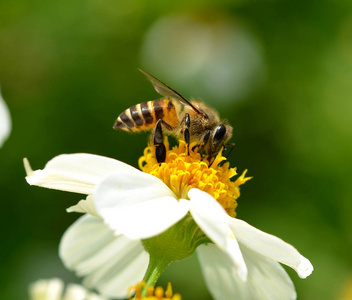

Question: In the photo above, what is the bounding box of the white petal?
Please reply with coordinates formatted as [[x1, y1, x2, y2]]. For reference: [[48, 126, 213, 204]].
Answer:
[[85, 295, 107, 300], [29, 278, 64, 300], [229, 218, 313, 278], [59, 215, 149, 298], [197, 243, 296, 300], [24, 153, 136, 195], [94, 170, 190, 239], [63, 284, 87, 300], [0, 87, 11, 148], [63, 284, 107, 300], [67, 195, 99, 217], [188, 188, 247, 281]]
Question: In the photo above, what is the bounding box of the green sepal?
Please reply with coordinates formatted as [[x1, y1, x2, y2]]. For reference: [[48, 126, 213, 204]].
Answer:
[[141, 214, 210, 292]]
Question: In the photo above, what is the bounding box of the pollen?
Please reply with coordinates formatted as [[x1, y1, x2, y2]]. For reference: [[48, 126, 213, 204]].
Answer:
[[128, 281, 181, 300], [138, 140, 251, 217]]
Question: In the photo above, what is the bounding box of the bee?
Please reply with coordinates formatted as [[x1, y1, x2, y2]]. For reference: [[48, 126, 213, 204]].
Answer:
[[113, 69, 233, 163]]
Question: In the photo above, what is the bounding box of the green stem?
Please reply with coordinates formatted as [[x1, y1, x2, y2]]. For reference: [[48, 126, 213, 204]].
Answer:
[[142, 256, 171, 296]]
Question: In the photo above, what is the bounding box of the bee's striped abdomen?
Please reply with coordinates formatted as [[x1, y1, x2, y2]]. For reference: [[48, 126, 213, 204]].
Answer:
[[140, 102, 153, 125], [113, 99, 178, 132]]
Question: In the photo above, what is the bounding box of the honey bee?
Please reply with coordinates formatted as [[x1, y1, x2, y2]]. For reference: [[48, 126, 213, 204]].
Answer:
[[113, 69, 233, 163]]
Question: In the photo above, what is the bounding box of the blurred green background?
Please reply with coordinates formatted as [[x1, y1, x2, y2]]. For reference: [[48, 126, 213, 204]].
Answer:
[[1, 0, 352, 299]]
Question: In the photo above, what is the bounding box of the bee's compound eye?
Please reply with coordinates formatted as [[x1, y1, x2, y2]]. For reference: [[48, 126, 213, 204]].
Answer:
[[213, 125, 226, 142]]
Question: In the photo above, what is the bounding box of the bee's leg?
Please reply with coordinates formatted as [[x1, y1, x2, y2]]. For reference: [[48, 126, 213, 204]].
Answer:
[[160, 120, 173, 131], [154, 119, 166, 163], [194, 130, 210, 153], [184, 113, 191, 155]]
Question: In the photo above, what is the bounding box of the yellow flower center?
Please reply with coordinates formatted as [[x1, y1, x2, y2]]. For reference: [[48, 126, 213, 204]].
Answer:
[[128, 282, 181, 300], [139, 140, 251, 218]]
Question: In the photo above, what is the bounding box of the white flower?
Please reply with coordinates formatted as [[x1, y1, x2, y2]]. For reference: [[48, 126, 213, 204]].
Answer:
[[0, 87, 11, 148], [24, 154, 150, 299], [25, 149, 313, 300], [96, 177, 313, 299], [29, 278, 107, 300]]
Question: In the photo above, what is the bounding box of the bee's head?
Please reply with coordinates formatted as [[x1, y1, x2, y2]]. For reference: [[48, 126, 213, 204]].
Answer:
[[210, 123, 233, 155]]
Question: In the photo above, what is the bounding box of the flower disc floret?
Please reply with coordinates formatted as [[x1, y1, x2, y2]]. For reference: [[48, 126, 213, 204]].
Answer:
[[128, 281, 181, 300], [139, 140, 251, 217]]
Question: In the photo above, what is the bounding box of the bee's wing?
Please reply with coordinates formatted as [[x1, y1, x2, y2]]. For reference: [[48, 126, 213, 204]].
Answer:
[[139, 69, 204, 116]]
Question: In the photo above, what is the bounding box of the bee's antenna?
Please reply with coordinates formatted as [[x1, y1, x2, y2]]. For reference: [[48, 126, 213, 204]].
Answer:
[[225, 143, 235, 161], [209, 143, 235, 168]]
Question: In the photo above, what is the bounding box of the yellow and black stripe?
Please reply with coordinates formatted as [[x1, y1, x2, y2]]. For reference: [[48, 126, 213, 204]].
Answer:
[[113, 99, 178, 132]]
